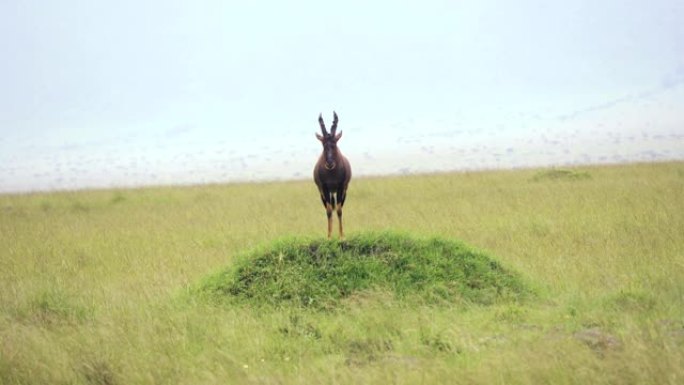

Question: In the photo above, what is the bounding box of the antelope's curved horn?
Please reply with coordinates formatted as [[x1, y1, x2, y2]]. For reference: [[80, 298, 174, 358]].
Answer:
[[331, 111, 339, 136], [318, 113, 328, 135]]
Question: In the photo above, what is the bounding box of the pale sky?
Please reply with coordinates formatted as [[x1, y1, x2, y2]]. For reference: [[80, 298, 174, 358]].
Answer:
[[1, 0, 683, 192]]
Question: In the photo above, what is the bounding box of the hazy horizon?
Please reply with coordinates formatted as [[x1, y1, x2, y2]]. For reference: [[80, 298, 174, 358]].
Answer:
[[2, 1, 683, 193]]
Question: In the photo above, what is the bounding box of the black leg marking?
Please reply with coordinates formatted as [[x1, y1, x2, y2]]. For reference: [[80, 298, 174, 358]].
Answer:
[[338, 185, 348, 207], [320, 186, 331, 208]]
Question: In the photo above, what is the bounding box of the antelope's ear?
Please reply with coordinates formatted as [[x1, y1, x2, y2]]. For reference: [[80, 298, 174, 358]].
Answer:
[[316, 133, 324, 141], [334, 131, 343, 141]]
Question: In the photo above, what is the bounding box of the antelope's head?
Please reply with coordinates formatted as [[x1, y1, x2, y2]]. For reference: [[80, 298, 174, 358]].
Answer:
[[316, 111, 342, 170]]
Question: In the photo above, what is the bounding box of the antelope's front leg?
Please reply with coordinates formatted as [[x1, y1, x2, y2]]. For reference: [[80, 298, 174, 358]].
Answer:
[[336, 186, 348, 240], [319, 187, 333, 239], [326, 202, 334, 239]]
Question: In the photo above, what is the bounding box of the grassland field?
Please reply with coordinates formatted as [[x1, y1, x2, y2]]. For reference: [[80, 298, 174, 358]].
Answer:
[[1, 161, 683, 384]]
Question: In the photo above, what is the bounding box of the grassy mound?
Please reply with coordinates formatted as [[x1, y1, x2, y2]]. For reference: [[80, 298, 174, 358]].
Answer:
[[194, 232, 532, 309]]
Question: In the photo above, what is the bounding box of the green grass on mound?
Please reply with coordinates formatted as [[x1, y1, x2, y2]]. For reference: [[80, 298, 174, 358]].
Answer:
[[194, 231, 532, 309]]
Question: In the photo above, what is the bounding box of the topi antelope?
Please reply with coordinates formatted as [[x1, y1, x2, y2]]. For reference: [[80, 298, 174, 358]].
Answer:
[[314, 111, 352, 239]]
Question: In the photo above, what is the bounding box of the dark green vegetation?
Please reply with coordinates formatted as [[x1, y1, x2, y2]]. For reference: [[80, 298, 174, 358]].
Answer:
[[530, 168, 591, 181], [1, 162, 683, 384], [196, 232, 531, 309]]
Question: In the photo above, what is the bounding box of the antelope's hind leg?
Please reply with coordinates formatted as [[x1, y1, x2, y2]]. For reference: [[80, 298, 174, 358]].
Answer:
[[322, 190, 335, 239]]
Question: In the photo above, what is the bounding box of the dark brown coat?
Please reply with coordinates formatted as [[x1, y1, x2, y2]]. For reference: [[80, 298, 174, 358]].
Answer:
[[314, 112, 351, 239]]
